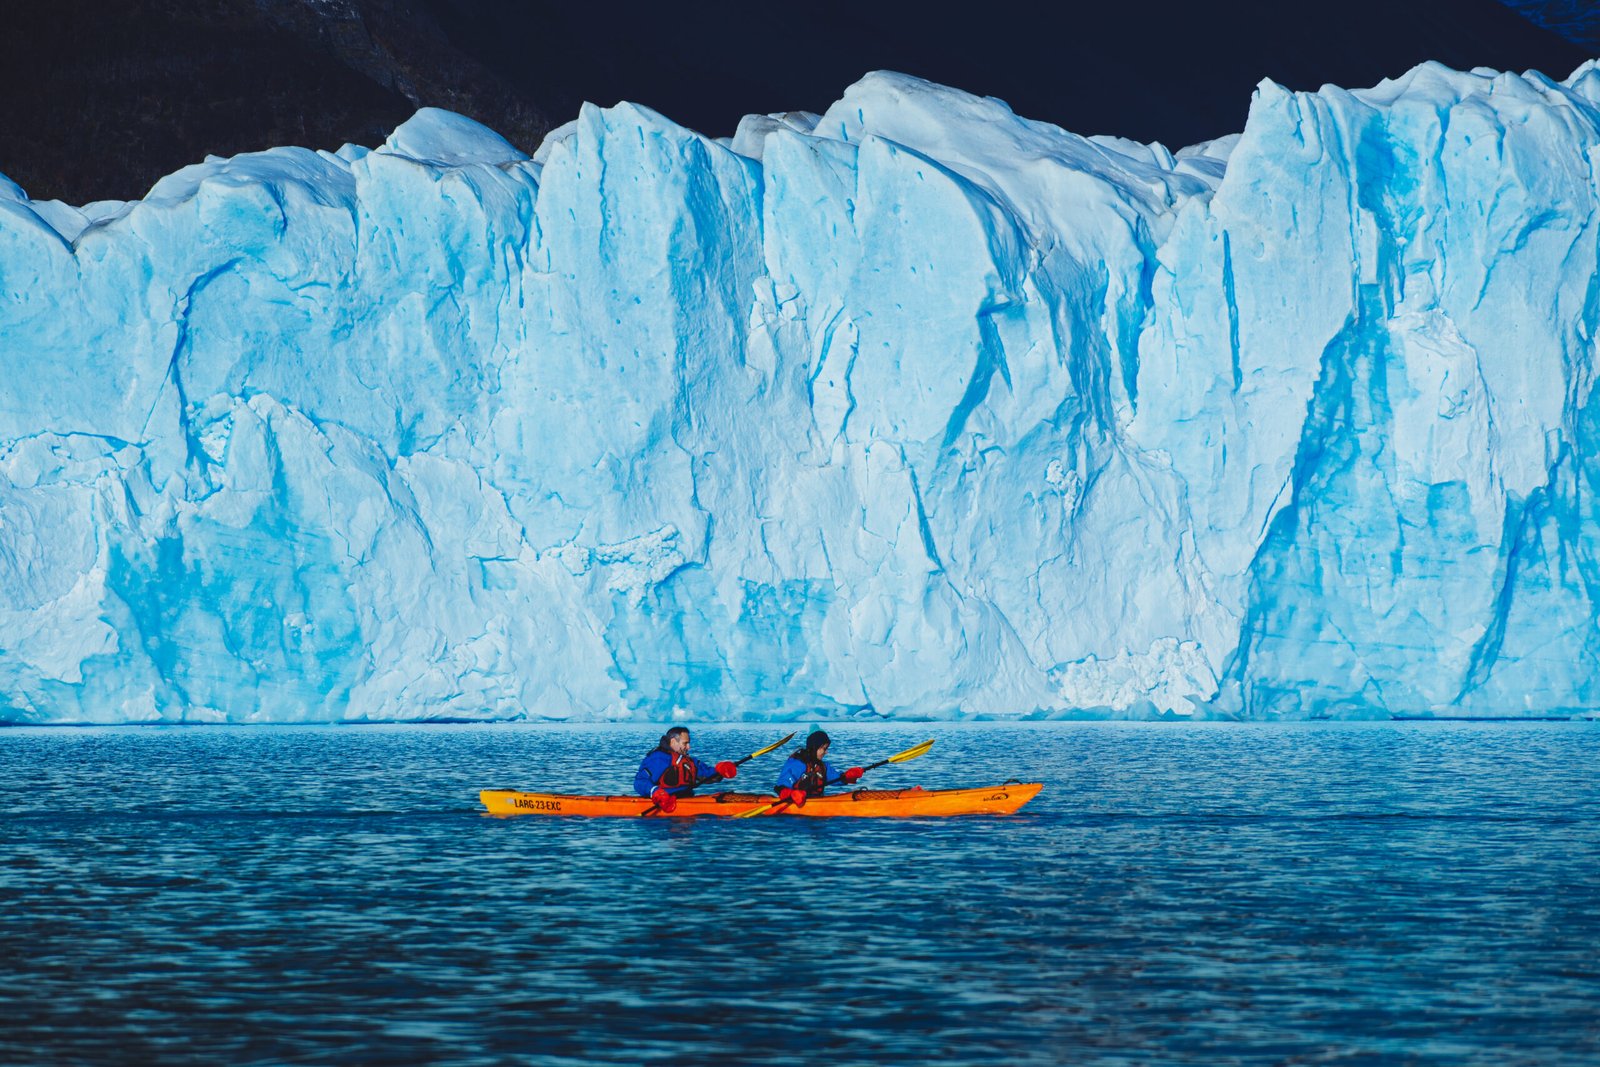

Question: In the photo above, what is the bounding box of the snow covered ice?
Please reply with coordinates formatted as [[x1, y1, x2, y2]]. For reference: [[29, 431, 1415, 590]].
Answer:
[[5, 62, 1600, 723]]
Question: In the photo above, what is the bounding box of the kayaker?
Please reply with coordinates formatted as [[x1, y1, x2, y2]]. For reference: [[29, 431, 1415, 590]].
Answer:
[[772, 730, 863, 808], [633, 727, 738, 812]]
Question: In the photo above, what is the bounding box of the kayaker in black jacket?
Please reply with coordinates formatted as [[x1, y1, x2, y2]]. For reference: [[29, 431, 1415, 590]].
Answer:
[[633, 727, 738, 812], [772, 730, 863, 808]]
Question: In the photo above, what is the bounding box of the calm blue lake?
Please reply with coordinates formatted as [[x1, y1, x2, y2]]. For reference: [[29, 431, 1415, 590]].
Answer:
[[2, 721, 1597, 1065]]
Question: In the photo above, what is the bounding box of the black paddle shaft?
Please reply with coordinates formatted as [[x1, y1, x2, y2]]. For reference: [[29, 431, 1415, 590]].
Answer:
[[764, 763, 882, 810], [639, 746, 779, 817], [812, 753, 897, 788], [744, 743, 934, 817]]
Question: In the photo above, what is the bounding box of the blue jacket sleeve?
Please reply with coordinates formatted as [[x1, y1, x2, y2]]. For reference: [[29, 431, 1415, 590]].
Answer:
[[634, 752, 665, 797], [775, 756, 805, 792], [694, 756, 718, 781]]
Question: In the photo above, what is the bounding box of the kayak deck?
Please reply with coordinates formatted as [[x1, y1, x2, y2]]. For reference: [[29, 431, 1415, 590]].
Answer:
[[479, 783, 1041, 818]]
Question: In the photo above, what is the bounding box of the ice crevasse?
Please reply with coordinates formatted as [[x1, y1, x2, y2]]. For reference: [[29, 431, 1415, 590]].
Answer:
[[4, 62, 1600, 724]]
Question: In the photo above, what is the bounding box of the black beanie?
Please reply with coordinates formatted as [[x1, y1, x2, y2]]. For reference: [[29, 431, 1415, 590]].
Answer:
[[805, 730, 831, 754]]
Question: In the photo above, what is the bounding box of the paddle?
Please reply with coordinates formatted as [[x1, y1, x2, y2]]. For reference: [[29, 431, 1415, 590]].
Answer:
[[638, 731, 797, 817], [731, 738, 936, 818]]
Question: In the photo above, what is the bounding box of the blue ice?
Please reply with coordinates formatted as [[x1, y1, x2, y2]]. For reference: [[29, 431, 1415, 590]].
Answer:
[[4, 63, 1600, 723]]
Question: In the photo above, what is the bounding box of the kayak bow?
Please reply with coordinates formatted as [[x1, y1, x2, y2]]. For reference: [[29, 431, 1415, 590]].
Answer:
[[480, 783, 1041, 818]]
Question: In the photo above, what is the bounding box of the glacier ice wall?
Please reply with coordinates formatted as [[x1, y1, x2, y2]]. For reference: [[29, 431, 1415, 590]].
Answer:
[[4, 63, 1600, 723]]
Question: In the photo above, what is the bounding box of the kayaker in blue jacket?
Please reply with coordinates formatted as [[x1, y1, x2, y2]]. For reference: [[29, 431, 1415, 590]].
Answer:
[[633, 727, 738, 812], [773, 730, 863, 808]]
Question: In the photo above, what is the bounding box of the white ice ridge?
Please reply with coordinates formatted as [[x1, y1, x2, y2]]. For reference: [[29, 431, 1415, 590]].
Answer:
[[5, 62, 1600, 723]]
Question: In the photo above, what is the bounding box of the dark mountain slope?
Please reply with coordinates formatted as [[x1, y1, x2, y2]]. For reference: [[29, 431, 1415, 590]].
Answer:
[[0, 0, 1589, 204], [0, 0, 547, 203]]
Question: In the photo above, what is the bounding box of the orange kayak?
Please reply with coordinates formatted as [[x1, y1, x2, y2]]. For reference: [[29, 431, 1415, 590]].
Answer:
[[479, 783, 1042, 818]]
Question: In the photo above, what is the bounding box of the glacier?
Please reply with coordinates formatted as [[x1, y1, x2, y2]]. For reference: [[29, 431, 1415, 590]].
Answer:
[[4, 62, 1600, 724]]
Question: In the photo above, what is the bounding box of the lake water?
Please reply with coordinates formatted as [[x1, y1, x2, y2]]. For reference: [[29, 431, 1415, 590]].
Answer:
[[2, 721, 1598, 1065]]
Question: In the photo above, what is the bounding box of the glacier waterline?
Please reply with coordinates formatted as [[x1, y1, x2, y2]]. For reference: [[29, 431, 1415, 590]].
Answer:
[[5, 62, 1600, 723]]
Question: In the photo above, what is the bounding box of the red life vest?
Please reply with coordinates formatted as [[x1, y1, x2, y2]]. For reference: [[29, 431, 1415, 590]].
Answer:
[[661, 752, 700, 791], [794, 752, 830, 796]]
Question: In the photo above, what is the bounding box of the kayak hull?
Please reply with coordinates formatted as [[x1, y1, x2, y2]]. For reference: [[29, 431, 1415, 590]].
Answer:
[[479, 783, 1042, 818]]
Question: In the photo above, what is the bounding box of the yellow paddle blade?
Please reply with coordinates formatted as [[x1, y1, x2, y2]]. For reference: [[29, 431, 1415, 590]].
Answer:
[[732, 799, 783, 819], [747, 732, 797, 760], [886, 739, 935, 763]]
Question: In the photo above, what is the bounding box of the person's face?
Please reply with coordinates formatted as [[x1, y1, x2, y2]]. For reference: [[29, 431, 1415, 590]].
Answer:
[[815, 741, 830, 760], [669, 732, 690, 755]]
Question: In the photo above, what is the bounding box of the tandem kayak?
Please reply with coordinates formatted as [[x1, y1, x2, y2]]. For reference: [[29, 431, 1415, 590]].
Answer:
[[479, 783, 1042, 818]]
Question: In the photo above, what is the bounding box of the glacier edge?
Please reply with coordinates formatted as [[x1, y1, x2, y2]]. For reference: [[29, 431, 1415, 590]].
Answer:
[[3, 64, 1600, 722]]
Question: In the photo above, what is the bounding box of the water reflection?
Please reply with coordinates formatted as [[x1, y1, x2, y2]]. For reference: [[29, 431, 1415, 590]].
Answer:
[[1, 721, 1597, 1064]]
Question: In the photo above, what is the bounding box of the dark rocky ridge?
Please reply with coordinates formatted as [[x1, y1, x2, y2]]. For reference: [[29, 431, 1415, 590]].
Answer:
[[1497, 0, 1600, 50], [0, 0, 549, 204], [0, 0, 1591, 205]]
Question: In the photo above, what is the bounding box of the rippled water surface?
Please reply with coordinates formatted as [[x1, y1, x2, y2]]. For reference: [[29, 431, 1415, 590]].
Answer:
[[3, 721, 1598, 1065]]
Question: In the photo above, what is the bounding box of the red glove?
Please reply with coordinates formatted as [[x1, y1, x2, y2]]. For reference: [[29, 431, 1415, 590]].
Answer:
[[651, 787, 678, 814], [842, 767, 864, 784], [779, 787, 807, 809], [714, 760, 738, 779]]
